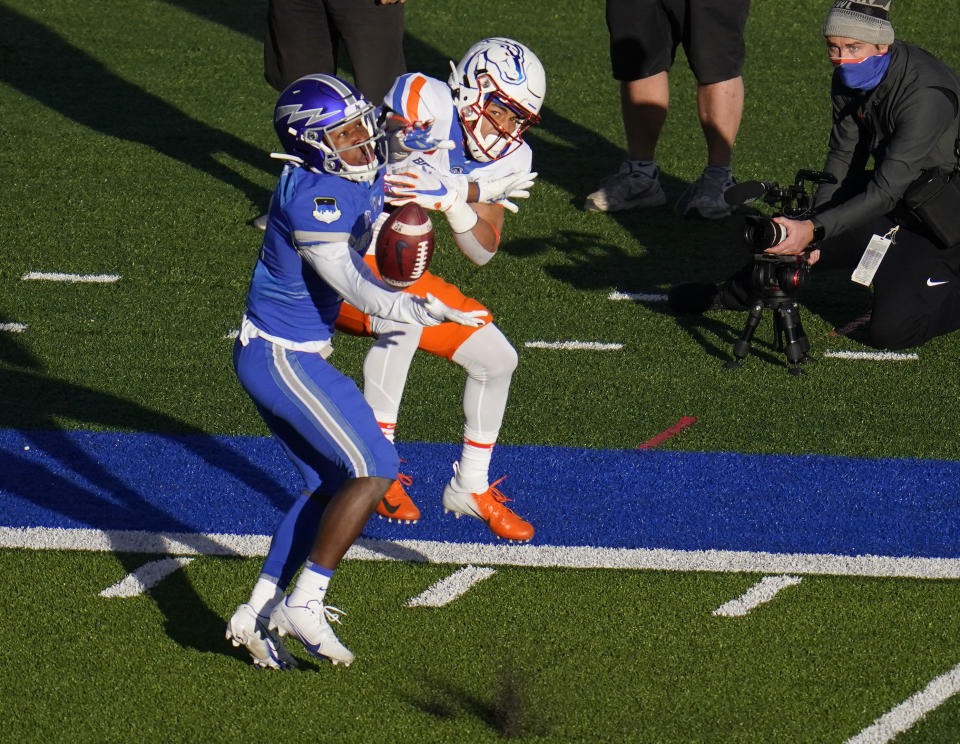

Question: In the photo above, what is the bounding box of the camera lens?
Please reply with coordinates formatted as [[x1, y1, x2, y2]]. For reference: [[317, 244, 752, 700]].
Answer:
[[743, 216, 788, 249]]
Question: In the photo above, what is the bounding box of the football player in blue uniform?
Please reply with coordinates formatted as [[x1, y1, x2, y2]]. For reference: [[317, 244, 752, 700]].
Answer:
[[225, 74, 485, 670]]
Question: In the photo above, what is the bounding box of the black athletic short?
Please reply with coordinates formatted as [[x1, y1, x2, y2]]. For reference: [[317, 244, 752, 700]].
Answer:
[[606, 0, 749, 84]]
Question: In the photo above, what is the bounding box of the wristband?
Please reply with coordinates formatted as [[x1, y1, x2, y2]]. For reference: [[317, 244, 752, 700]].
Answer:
[[445, 200, 480, 234]]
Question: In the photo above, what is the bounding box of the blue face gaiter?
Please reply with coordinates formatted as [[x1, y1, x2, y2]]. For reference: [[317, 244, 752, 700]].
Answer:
[[832, 53, 891, 90]]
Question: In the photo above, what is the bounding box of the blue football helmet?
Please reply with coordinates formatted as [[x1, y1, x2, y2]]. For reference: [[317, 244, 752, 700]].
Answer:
[[273, 74, 385, 183]]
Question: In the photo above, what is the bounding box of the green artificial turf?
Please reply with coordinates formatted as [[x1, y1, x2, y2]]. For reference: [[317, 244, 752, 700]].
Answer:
[[4, 0, 960, 741]]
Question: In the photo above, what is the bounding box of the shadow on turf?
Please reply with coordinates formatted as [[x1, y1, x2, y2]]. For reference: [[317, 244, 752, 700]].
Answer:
[[0, 4, 274, 212], [405, 666, 548, 739], [0, 323, 293, 659]]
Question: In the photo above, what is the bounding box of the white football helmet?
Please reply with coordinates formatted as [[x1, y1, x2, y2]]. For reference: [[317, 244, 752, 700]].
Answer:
[[448, 37, 545, 162]]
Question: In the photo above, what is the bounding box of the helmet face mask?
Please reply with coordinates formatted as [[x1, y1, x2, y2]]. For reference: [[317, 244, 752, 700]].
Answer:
[[448, 38, 545, 162], [274, 74, 385, 183]]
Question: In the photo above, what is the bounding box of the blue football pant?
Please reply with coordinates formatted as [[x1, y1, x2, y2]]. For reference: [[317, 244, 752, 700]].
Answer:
[[233, 336, 398, 586]]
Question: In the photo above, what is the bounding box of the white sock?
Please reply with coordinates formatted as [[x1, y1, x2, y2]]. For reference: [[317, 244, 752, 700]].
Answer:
[[454, 433, 495, 493], [248, 575, 283, 618], [287, 561, 332, 606]]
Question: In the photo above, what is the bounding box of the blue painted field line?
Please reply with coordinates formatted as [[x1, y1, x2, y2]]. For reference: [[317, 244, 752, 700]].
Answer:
[[1, 428, 959, 560]]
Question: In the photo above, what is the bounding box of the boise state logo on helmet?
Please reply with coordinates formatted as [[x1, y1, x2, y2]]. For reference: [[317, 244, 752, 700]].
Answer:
[[448, 38, 546, 162]]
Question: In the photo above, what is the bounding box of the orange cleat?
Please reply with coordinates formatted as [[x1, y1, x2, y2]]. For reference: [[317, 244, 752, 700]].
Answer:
[[442, 475, 534, 542], [376, 473, 420, 523]]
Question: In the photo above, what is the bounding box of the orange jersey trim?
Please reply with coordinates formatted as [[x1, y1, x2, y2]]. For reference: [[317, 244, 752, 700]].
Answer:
[[404, 75, 428, 122]]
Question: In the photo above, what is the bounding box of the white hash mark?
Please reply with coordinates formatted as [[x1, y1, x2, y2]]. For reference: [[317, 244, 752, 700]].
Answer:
[[22, 272, 121, 283], [845, 660, 960, 744], [823, 350, 918, 361], [524, 341, 623, 351], [608, 291, 668, 302], [712, 575, 803, 617], [407, 565, 497, 607], [99, 557, 195, 597]]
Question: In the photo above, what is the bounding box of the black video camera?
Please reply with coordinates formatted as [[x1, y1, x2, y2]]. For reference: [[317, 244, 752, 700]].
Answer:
[[724, 169, 837, 296]]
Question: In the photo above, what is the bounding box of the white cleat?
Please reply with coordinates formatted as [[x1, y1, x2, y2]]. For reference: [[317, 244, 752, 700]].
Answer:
[[269, 597, 355, 667], [226, 603, 297, 670]]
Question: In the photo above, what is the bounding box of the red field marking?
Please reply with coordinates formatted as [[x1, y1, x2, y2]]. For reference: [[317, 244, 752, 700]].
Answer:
[[637, 416, 698, 450]]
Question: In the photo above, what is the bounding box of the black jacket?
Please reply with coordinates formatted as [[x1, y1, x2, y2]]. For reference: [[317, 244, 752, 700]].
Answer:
[[813, 41, 960, 238]]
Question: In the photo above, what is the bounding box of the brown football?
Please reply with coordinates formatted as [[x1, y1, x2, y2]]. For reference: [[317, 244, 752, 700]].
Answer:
[[375, 203, 435, 288]]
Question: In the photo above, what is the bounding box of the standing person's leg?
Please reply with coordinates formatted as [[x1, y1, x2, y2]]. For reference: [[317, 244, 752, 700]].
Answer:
[[620, 73, 670, 163], [675, 0, 750, 219], [329, 0, 406, 103], [585, 0, 676, 212], [265, 0, 338, 93], [697, 78, 743, 169]]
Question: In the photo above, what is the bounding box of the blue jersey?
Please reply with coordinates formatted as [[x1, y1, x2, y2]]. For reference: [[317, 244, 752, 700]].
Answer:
[[245, 164, 385, 343]]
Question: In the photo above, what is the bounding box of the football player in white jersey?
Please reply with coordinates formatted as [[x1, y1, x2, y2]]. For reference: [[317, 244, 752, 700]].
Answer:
[[336, 38, 545, 542], [225, 74, 485, 670]]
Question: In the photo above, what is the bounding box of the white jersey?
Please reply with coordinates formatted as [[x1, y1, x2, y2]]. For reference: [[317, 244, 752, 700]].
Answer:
[[383, 73, 533, 183]]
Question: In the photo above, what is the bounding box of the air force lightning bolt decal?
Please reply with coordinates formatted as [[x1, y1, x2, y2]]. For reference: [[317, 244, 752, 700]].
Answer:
[[276, 104, 338, 128]]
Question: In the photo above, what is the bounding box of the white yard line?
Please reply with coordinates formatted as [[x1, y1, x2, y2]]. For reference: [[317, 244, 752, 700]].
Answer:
[[608, 291, 669, 303], [99, 557, 195, 597], [712, 575, 803, 617], [407, 565, 497, 607], [6, 526, 960, 580], [845, 660, 960, 744], [22, 271, 121, 283], [0, 322, 27, 333], [823, 350, 918, 361], [524, 340, 623, 351]]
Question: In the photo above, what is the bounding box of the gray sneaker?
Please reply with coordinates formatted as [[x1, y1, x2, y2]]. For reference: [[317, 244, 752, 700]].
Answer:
[[675, 169, 737, 219], [585, 161, 667, 212]]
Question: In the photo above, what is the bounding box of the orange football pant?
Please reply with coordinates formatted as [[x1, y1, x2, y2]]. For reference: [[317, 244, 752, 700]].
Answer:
[[335, 255, 492, 361]]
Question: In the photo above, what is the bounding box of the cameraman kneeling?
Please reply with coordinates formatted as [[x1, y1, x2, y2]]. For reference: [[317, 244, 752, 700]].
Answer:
[[675, 0, 960, 350]]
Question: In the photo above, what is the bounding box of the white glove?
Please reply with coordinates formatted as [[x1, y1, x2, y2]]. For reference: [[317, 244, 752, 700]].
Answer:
[[386, 165, 478, 233], [475, 171, 538, 213], [420, 292, 488, 327], [387, 120, 455, 162], [386, 165, 469, 211]]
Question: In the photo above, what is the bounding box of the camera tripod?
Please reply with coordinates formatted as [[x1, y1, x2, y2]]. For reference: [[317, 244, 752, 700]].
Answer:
[[724, 288, 812, 375]]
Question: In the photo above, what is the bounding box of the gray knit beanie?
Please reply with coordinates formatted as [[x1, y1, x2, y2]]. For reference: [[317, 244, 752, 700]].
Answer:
[[823, 0, 894, 44]]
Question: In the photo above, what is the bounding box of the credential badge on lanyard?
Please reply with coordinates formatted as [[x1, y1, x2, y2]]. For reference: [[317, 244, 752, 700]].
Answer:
[[851, 225, 899, 286]]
